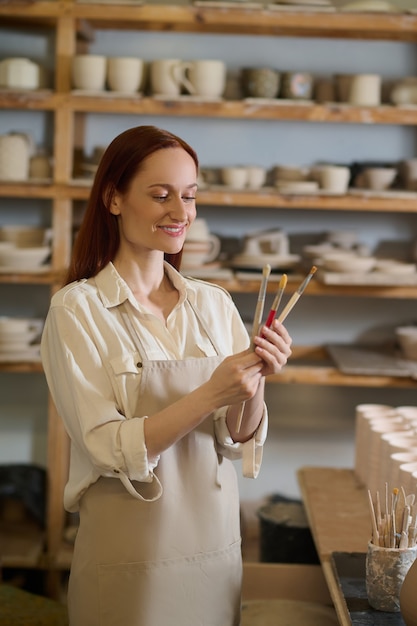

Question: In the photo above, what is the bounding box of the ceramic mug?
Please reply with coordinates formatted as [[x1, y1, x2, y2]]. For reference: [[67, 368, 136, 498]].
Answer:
[[149, 59, 184, 96], [107, 57, 144, 93], [71, 55, 107, 91], [173, 60, 226, 98], [348, 73, 381, 106]]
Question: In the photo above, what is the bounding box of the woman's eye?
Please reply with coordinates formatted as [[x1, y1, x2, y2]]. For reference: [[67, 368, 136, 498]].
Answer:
[[154, 195, 168, 202], [183, 196, 196, 202]]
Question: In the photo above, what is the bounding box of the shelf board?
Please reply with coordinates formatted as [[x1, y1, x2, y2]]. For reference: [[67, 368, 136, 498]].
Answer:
[[0, 90, 59, 110], [66, 182, 417, 213], [0, 269, 63, 284], [67, 96, 417, 126], [70, 4, 417, 42], [3, 91, 417, 127], [213, 276, 417, 299], [1, 2, 417, 41], [0, 361, 43, 373], [267, 346, 417, 388]]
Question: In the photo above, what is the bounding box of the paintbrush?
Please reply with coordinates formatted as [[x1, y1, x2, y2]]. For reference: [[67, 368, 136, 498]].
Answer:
[[236, 264, 271, 433], [277, 266, 317, 323], [263, 273, 288, 333], [250, 264, 272, 345]]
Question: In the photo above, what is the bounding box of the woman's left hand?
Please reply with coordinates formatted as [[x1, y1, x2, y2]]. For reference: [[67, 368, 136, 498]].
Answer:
[[252, 320, 292, 377]]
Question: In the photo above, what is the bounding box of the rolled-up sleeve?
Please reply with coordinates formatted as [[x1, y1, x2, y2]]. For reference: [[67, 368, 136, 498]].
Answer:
[[41, 299, 162, 509], [213, 406, 268, 479]]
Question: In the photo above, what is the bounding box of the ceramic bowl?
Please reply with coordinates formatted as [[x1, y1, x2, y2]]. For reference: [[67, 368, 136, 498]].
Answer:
[[322, 253, 376, 273], [363, 167, 397, 191], [0, 316, 37, 336], [395, 326, 417, 361], [374, 260, 417, 275], [0, 245, 50, 269], [0, 225, 48, 247]]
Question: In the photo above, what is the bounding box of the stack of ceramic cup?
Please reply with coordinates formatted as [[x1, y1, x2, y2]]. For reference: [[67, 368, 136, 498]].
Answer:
[[182, 219, 221, 270], [355, 404, 417, 497]]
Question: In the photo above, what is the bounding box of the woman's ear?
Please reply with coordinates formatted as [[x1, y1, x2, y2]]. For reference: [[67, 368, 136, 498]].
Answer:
[[108, 192, 121, 216]]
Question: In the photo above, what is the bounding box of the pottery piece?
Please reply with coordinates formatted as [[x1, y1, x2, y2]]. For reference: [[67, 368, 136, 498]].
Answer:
[[0, 133, 32, 181], [0, 57, 40, 90], [245, 166, 267, 190], [71, 55, 107, 91], [400, 555, 417, 626], [335, 74, 354, 103], [107, 57, 144, 93], [221, 166, 248, 189], [315, 165, 351, 194], [0, 225, 49, 247], [149, 59, 183, 96], [349, 74, 381, 106], [183, 218, 221, 267], [391, 81, 417, 107], [395, 326, 417, 361], [366, 541, 417, 612], [281, 72, 314, 100], [241, 68, 280, 99], [174, 60, 226, 98], [363, 167, 397, 191], [0, 245, 50, 269]]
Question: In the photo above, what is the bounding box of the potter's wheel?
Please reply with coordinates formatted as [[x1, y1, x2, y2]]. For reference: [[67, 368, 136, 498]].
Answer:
[[230, 253, 300, 270]]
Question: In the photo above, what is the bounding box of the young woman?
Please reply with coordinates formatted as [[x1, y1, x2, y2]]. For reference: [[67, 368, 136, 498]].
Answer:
[[41, 125, 292, 626]]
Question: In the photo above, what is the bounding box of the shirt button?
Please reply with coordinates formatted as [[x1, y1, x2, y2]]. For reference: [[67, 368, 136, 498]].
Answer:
[[136, 361, 142, 368]]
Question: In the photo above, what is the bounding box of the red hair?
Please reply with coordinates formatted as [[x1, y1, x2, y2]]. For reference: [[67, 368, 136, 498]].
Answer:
[[65, 125, 199, 285]]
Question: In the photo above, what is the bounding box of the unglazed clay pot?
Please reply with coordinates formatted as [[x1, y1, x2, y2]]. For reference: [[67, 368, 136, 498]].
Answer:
[[400, 555, 417, 626]]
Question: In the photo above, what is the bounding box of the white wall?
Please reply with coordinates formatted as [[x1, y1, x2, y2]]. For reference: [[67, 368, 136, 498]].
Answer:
[[1, 11, 417, 501]]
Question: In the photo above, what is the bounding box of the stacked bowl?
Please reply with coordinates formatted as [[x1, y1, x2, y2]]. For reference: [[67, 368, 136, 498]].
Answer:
[[0, 225, 51, 271]]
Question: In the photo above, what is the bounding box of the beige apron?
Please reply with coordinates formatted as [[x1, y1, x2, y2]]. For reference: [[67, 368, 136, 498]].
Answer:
[[68, 299, 242, 626]]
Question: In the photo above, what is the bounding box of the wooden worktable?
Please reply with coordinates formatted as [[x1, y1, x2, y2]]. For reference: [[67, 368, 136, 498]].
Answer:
[[297, 467, 372, 626]]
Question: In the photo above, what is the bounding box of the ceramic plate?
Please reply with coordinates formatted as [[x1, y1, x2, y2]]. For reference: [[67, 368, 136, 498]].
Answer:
[[152, 94, 223, 102], [194, 0, 263, 7], [267, 3, 336, 10], [0, 265, 51, 274], [231, 253, 300, 269], [0, 345, 41, 362], [71, 89, 143, 97]]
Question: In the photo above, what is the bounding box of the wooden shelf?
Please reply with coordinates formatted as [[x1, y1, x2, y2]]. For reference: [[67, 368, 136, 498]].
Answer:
[[212, 276, 417, 299], [3, 2, 415, 40], [65, 4, 417, 42], [2, 180, 417, 215], [4, 91, 417, 128], [66, 183, 417, 214], [0, 361, 43, 373], [267, 345, 417, 389]]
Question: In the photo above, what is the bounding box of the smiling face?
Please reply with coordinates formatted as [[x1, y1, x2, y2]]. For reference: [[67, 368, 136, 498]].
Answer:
[[109, 147, 198, 261]]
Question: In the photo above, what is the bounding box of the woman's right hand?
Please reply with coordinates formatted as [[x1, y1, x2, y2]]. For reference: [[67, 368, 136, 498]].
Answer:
[[206, 349, 265, 409]]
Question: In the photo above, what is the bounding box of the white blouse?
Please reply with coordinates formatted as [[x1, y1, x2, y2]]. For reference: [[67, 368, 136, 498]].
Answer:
[[41, 262, 268, 512]]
